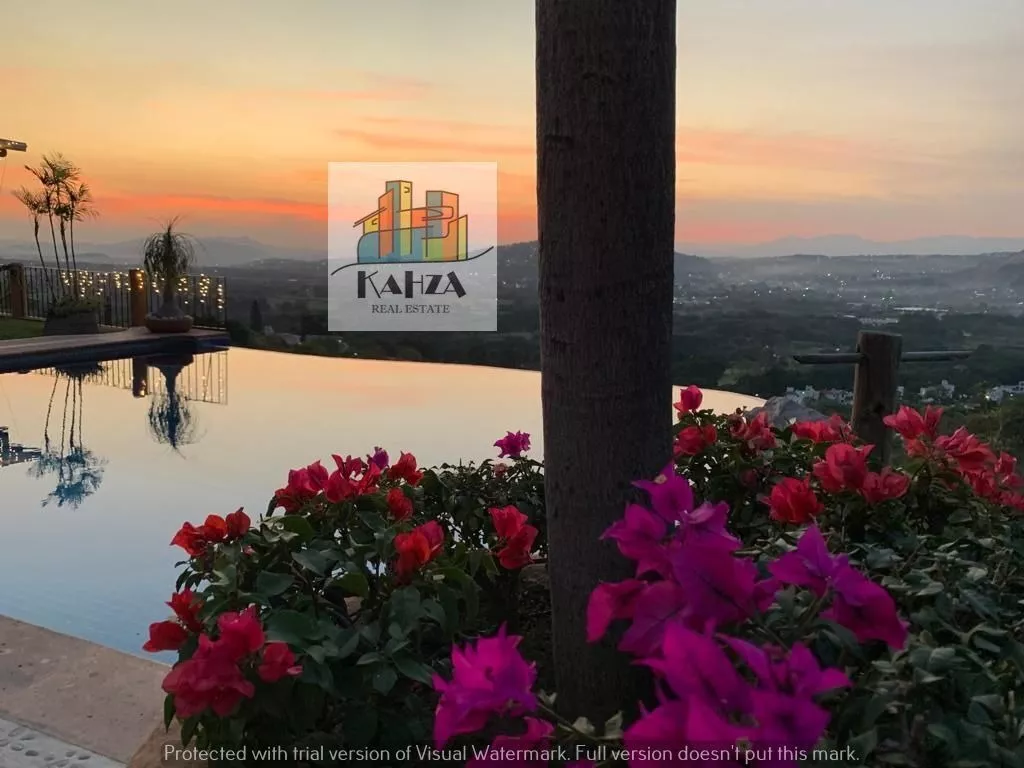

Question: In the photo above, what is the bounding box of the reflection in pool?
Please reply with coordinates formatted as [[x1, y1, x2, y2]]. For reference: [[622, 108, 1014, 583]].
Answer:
[[0, 347, 763, 659]]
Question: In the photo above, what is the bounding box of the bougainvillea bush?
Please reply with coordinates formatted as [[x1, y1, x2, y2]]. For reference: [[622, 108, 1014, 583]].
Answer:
[[146, 394, 1024, 767]]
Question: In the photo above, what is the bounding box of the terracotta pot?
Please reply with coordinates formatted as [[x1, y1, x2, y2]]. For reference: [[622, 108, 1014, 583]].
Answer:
[[144, 314, 194, 334], [42, 308, 100, 336]]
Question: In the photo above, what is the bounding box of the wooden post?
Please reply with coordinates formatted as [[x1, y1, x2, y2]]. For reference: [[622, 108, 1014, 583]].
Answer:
[[131, 357, 149, 397], [7, 264, 28, 319], [129, 269, 148, 327], [851, 330, 902, 465]]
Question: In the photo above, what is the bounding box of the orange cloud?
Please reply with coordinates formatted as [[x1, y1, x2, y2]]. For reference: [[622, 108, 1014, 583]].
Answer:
[[236, 71, 434, 103], [98, 192, 326, 222]]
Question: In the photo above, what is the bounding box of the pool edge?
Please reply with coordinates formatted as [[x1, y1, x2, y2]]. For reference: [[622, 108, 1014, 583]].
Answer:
[[0, 614, 166, 763]]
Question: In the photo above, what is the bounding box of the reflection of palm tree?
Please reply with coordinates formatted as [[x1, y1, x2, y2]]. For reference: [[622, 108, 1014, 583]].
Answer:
[[30, 364, 106, 509], [147, 356, 200, 450]]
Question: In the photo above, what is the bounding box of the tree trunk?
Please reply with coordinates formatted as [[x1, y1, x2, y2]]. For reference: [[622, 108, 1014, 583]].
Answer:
[[159, 279, 183, 318], [536, 0, 676, 722]]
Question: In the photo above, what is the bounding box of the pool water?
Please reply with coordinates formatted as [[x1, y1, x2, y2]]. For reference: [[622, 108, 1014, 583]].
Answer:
[[0, 347, 762, 660]]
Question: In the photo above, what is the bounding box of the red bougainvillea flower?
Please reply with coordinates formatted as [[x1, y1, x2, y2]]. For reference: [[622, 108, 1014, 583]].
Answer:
[[170, 522, 206, 557], [394, 521, 445, 581], [791, 415, 849, 444], [258, 642, 302, 683], [215, 607, 265, 661], [730, 411, 777, 451], [389, 451, 425, 485], [199, 514, 228, 543], [162, 634, 256, 718], [812, 443, 872, 493], [494, 431, 531, 459], [325, 460, 381, 503], [272, 463, 324, 513], [431, 624, 538, 748], [492, 462, 509, 478], [935, 427, 996, 473], [673, 424, 718, 456], [466, 717, 554, 768], [168, 589, 203, 633], [860, 468, 910, 504], [143, 620, 189, 652], [767, 477, 824, 524], [883, 404, 943, 441], [488, 506, 538, 570], [674, 384, 704, 414], [224, 508, 251, 539], [386, 487, 414, 522], [369, 446, 390, 470]]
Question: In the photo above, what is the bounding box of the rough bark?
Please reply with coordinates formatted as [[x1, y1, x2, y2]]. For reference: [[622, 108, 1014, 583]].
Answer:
[[536, 0, 676, 722]]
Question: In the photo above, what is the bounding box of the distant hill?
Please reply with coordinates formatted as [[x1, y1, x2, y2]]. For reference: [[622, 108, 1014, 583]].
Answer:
[[683, 235, 1024, 259]]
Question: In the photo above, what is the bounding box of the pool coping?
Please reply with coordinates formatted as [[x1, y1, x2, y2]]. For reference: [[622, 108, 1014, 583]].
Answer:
[[0, 614, 167, 763], [0, 328, 229, 374]]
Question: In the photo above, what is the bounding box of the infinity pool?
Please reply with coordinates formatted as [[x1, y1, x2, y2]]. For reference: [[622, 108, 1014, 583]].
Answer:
[[0, 347, 762, 659]]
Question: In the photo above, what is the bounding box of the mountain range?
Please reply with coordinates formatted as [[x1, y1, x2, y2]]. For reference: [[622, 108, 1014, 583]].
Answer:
[[1, 233, 1023, 269]]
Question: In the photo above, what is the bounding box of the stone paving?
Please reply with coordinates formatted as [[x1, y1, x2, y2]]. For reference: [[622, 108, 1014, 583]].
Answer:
[[0, 718, 122, 768]]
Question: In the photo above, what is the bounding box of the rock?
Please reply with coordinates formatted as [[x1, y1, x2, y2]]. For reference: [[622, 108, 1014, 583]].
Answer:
[[744, 396, 828, 429], [520, 563, 549, 590], [128, 719, 207, 768]]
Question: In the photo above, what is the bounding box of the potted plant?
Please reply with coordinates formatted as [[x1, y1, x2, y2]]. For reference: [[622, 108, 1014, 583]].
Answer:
[[143, 219, 196, 334]]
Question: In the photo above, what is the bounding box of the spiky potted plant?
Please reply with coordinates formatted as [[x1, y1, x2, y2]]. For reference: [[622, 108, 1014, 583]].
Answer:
[[143, 219, 195, 333]]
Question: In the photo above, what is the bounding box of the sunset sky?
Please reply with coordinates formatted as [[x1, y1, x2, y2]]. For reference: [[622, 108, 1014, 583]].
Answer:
[[1, 0, 1021, 249]]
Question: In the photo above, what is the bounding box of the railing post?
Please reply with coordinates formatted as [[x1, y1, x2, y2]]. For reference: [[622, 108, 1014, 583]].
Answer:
[[7, 264, 28, 319], [131, 357, 149, 397], [851, 331, 902, 466], [129, 269, 148, 327]]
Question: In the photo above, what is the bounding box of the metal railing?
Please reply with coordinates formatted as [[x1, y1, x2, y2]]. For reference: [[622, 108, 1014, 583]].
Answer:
[[0, 264, 227, 329]]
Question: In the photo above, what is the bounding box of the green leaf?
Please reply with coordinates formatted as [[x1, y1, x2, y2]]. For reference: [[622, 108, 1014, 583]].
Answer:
[[421, 598, 445, 626], [163, 694, 175, 730], [293, 550, 330, 576], [971, 694, 1004, 717], [372, 665, 398, 695], [389, 586, 423, 632], [849, 728, 878, 758], [357, 651, 384, 666], [392, 653, 435, 684], [336, 630, 360, 660], [357, 509, 387, 532], [256, 571, 295, 597], [180, 716, 198, 747], [437, 586, 460, 638], [344, 708, 378, 748], [927, 723, 957, 745], [278, 515, 316, 542], [331, 571, 369, 598], [211, 564, 237, 588], [265, 610, 321, 644]]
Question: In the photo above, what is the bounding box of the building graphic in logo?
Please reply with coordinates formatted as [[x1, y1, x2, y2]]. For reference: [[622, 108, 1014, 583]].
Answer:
[[354, 181, 469, 264], [328, 162, 497, 333]]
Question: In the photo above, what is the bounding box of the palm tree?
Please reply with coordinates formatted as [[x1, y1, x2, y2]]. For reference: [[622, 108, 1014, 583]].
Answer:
[[147, 358, 200, 449], [63, 180, 97, 279], [11, 187, 57, 300], [536, 0, 677, 720], [143, 218, 196, 323]]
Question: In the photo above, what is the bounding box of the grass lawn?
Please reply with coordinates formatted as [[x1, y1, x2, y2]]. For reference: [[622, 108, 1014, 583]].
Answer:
[[0, 318, 44, 340]]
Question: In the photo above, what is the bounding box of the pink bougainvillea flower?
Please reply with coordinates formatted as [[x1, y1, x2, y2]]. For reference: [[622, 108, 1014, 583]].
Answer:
[[369, 446, 390, 470], [860, 468, 910, 504], [494, 431, 531, 459], [767, 477, 824, 524], [488, 507, 537, 568], [168, 589, 203, 633], [677, 501, 740, 552], [466, 717, 554, 768], [325, 461, 381, 503], [143, 620, 189, 653], [602, 503, 672, 578], [624, 697, 741, 763], [812, 443, 872, 493], [641, 624, 750, 712], [492, 461, 509, 478], [332, 454, 365, 476], [258, 642, 302, 683], [431, 625, 538, 748], [585, 579, 646, 643], [632, 464, 696, 524], [823, 565, 908, 650], [386, 487, 414, 522], [490, 506, 528, 539], [618, 581, 689, 656], [388, 451, 424, 485], [768, 525, 846, 598], [883, 404, 943, 441], [674, 385, 704, 414]]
